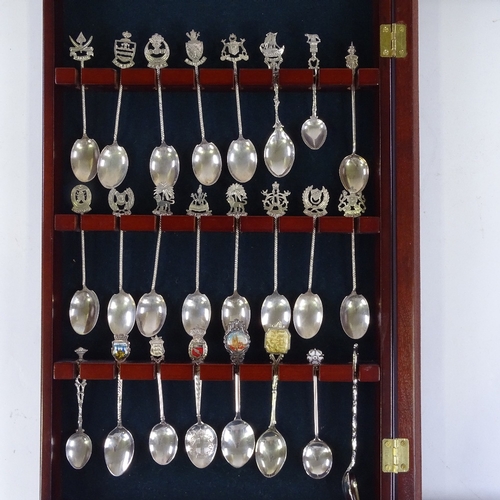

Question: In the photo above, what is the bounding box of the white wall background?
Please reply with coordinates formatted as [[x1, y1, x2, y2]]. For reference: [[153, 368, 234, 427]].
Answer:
[[0, 1, 498, 498]]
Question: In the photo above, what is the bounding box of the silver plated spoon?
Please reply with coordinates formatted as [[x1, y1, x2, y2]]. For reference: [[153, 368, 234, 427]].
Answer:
[[260, 32, 295, 178], [255, 355, 287, 477], [182, 187, 212, 335], [261, 183, 292, 331], [186, 30, 222, 186], [66, 348, 92, 469], [293, 186, 329, 339], [340, 227, 370, 339], [69, 185, 99, 335], [302, 349, 333, 479], [222, 184, 250, 330], [221, 320, 254, 468], [69, 33, 99, 182], [342, 344, 361, 500], [339, 44, 369, 195], [221, 34, 257, 183], [301, 34, 327, 150], [97, 32, 136, 190], [104, 367, 134, 476], [185, 361, 218, 468], [149, 359, 178, 465], [145, 33, 180, 188]]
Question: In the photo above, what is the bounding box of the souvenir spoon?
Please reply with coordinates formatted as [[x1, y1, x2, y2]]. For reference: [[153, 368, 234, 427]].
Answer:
[[65, 348, 92, 469], [68, 185, 99, 335], [107, 189, 136, 339], [302, 349, 333, 479], [293, 186, 329, 339], [145, 33, 180, 187], [340, 226, 370, 339], [104, 366, 134, 476], [342, 344, 361, 500], [260, 32, 295, 178], [182, 186, 212, 335], [97, 32, 136, 190], [261, 183, 291, 331], [221, 34, 257, 183], [339, 44, 369, 195], [148, 340, 178, 465], [301, 34, 327, 150], [69, 33, 99, 182], [221, 184, 250, 330], [255, 353, 288, 477], [221, 320, 254, 467], [186, 30, 222, 186], [185, 345, 218, 468]]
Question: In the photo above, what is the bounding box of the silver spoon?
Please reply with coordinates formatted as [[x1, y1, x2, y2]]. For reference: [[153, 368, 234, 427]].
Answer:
[[221, 34, 257, 183], [340, 227, 370, 339], [69, 185, 100, 335], [255, 355, 287, 477], [260, 32, 295, 178], [149, 358, 178, 465], [104, 367, 135, 476], [145, 34, 180, 188], [222, 184, 250, 330], [182, 187, 211, 335], [293, 186, 329, 339], [342, 344, 361, 500], [302, 349, 333, 479], [97, 32, 136, 190], [339, 43, 369, 195], [221, 320, 254, 468], [301, 34, 327, 150], [69, 33, 99, 182], [136, 215, 167, 339], [186, 30, 222, 186], [261, 183, 292, 331], [66, 348, 92, 469], [185, 361, 218, 468]]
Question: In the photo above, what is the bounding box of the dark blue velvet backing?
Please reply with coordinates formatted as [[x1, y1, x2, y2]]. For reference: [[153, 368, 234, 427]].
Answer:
[[57, 0, 380, 498]]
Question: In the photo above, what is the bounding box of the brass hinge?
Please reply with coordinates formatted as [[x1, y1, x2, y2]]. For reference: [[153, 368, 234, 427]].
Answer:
[[380, 24, 407, 58], [382, 438, 410, 473]]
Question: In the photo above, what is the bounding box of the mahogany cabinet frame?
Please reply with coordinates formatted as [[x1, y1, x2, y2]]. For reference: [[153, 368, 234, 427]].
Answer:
[[41, 0, 420, 498]]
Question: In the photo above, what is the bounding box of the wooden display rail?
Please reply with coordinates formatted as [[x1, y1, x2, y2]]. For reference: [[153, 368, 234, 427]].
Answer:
[[54, 361, 380, 382], [55, 67, 379, 90], [54, 214, 380, 233]]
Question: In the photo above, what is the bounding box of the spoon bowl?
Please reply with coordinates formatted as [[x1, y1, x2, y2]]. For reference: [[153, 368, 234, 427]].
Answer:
[[339, 153, 369, 194], [301, 117, 327, 150], [342, 470, 360, 500], [66, 430, 92, 470], [222, 291, 251, 331], [136, 290, 166, 338], [97, 142, 129, 189], [221, 418, 255, 468], [71, 135, 99, 182], [69, 286, 100, 335], [104, 425, 135, 477], [149, 422, 178, 466], [264, 126, 295, 178], [255, 427, 287, 478], [107, 291, 136, 337], [293, 290, 323, 339], [150, 142, 180, 187], [185, 422, 218, 468], [182, 291, 211, 334], [192, 141, 222, 186], [340, 291, 370, 339], [302, 438, 333, 479], [227, 137, 257, 183], [261, 291, 291, 331]]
